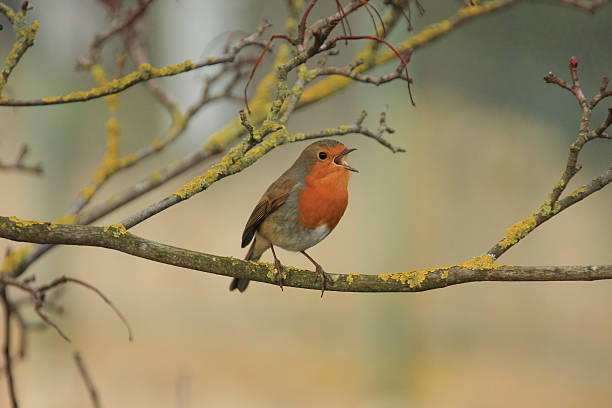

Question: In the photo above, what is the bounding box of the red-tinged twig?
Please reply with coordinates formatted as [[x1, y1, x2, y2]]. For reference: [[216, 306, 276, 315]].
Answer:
[[73, 352, 101, 408], [335, 0, 352, 43], [359, 0, 386, 37], [329, 35, 414, 105], [297, 0, 319, 44], [1, 288, 18, 408], [543, 56, 586, 107], [38, 277, 133, 341]]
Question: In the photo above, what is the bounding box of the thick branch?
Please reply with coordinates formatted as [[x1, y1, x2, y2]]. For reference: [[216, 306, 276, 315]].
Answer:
[[1, 217, 611, 293]]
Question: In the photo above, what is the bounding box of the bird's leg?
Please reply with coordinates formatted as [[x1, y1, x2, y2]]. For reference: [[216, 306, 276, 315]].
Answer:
[[270, 243, 284, 291], [300, 250, 328, 298]]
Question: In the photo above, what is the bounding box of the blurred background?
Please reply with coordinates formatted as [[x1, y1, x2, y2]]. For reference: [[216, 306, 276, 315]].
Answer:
[[1, 0, 611, 406]]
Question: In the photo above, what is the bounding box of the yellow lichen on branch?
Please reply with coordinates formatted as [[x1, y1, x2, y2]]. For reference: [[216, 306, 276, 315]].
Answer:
[[172, 45, 292, 200], [172, 124, 303, 200], [377, 254, 502, 288], [499, 215, 537, 249], [346, 273, 361, 285], [103, 224, 129, 238], [79, 64, 121, 200], [37, 60, 195, 105], [0, 245, 33, 275], [378, 269, 429, 288]]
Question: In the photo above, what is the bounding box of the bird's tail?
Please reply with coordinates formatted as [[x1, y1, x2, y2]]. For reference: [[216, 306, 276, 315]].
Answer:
[[230, 237, 266, 292]]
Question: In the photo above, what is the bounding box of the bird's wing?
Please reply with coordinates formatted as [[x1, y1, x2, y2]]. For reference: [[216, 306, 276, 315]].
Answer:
[[241, 177, 296, 248]]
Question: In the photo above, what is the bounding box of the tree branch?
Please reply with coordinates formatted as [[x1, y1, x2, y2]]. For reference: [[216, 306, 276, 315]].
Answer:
[[0, 23, 267, 106], [0, 217, 610, 293], [485, 58, 611, 259]]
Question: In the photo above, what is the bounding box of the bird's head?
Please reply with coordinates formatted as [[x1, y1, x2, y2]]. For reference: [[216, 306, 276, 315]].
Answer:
[[296, 139, 358, 180]]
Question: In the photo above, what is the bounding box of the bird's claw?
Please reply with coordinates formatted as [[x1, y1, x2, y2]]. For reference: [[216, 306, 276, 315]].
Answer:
[[314, 265, 328, 298], [274, 258, 284, 291]]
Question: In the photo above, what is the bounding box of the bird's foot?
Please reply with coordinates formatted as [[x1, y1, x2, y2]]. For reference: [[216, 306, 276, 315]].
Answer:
[[313, 265, 329, 298], [274, 258, 284, 291]]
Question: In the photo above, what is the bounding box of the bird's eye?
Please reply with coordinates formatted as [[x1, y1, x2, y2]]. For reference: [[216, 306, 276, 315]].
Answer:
[[318, 151, 328, 160]]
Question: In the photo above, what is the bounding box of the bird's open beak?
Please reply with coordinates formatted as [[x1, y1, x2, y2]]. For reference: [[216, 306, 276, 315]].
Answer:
[[334, 148, 358, 172]]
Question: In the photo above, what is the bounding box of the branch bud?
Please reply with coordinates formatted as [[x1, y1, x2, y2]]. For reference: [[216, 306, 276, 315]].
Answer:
[[570, 56, 578, 68]]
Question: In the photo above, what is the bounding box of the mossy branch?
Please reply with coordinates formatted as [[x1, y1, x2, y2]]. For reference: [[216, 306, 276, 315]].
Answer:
[[0, 22, 268, 106], [1, 217, 611, 293]]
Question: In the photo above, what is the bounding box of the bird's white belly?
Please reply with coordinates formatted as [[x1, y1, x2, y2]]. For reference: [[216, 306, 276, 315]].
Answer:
[[263, 221, 331, 252], [282, 224, 331, 252]]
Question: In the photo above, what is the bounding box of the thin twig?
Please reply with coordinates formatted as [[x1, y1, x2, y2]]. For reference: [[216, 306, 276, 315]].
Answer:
[[91, 0, 154, 55], [38, 277, 133, 341], [544, 57, 611, 208], [1, 288, 18, 408], [73, 352, 101, 408], [0, 145, 42, 175]]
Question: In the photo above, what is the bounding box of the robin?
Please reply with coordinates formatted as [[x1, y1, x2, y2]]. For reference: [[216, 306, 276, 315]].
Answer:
[[229, 139, 358, 295]]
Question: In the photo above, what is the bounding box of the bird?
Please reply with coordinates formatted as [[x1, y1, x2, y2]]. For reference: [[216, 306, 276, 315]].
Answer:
[[229, 139, 358, 296]]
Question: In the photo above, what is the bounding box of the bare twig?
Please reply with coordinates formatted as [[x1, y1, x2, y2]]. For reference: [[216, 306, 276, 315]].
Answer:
[[1, 273, 132, 342], [38, 277, 133, 341], [591, 76, 612, 108], [91, 0, 154, 56], [543, 57, 611, 208], [73, 352, 101, 408], [0, 145, 42, 175], [1, 288, 18, 408]]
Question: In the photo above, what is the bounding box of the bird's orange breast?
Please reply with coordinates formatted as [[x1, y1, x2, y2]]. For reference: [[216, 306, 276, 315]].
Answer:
[[298, 169, 349, 230]]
